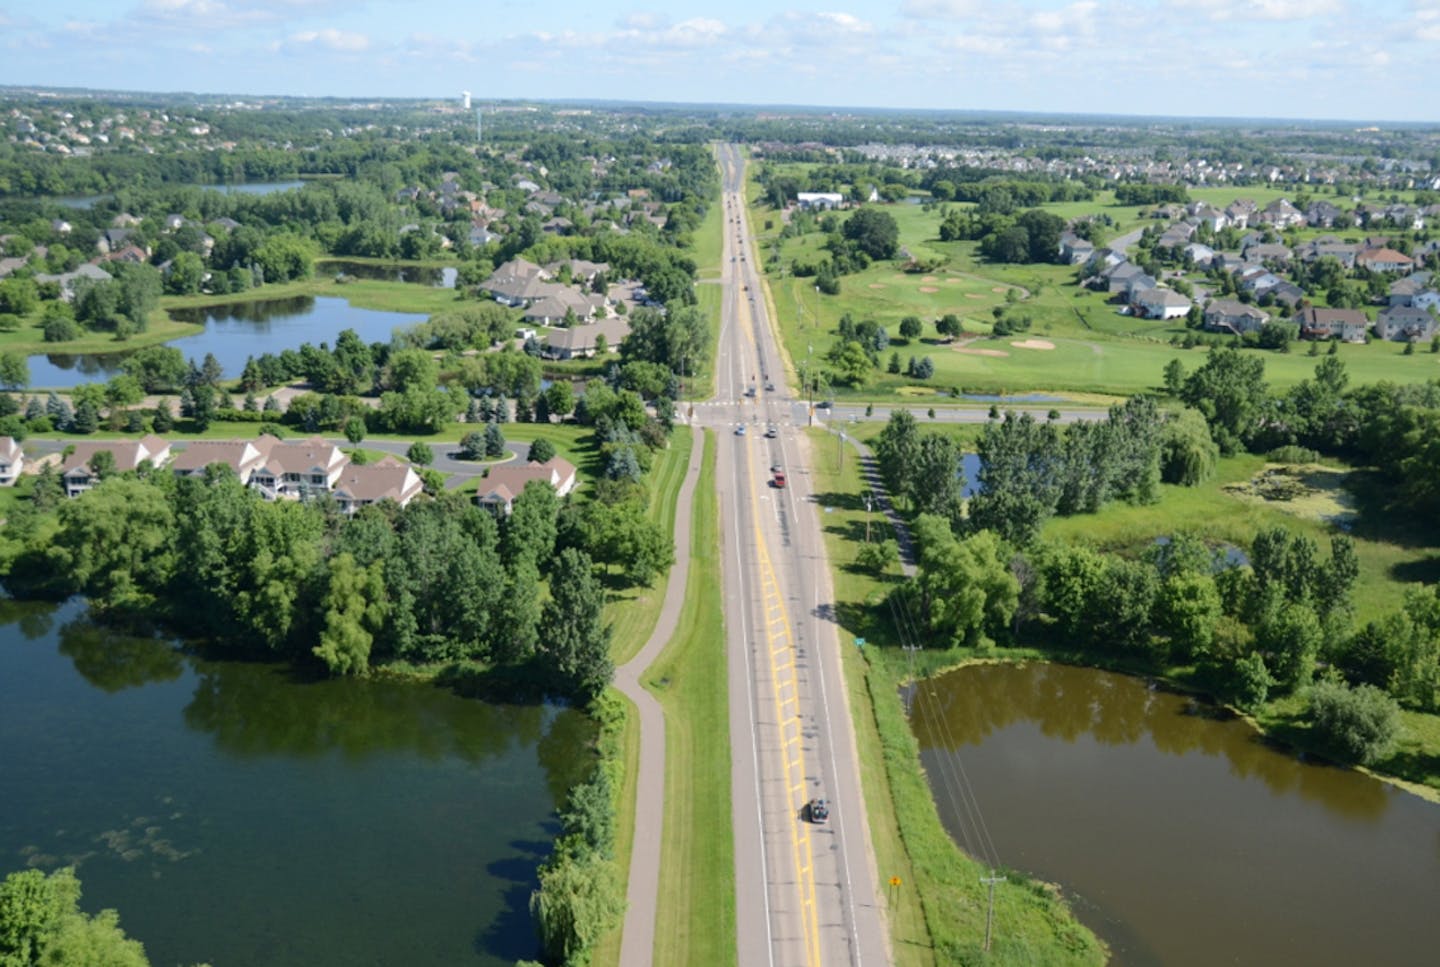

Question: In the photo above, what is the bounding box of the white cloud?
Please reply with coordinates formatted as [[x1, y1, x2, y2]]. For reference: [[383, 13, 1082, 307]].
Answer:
[[1170, 0, 1342, 21], [900, 0, 982, 20], [283, 28, 370, 52]]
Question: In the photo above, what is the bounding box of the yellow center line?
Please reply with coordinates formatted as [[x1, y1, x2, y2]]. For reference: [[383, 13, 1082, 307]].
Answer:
[[734, 245, 824, 967]]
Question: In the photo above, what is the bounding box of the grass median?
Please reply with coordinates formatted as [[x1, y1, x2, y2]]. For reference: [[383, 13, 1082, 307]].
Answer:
[[642, 430, 737, 966]]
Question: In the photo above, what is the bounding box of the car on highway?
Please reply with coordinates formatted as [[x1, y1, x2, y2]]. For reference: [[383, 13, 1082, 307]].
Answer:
[[764, 424, 777, 438], [734, 424, 746, 436], [817, 400, 833, 409], [765, 381, 775, 391], [806, 798, 829, 823]]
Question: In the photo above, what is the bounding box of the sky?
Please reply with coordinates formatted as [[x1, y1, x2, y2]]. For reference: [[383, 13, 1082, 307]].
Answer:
[[1, 1, 1438, 122]]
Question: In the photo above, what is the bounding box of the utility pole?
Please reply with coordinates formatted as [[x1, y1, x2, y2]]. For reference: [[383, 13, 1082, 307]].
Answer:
[[981, 872, 1006, 952], [864, 492, 873, 543]]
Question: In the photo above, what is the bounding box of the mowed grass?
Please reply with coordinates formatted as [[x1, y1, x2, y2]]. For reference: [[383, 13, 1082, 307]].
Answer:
[[804, 427, 1106, 966], [642, 430, 737, 967], [749, 175, 1440, 401], [607, 426, 696, 665]]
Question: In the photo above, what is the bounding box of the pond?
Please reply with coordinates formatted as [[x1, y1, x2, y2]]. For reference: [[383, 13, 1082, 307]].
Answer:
[[325, 260, 458, 289], [910, 662, 1440, 967], [27, 296, 423, 388], [0, 599, 588, 967], [42, 181, 307, 210]]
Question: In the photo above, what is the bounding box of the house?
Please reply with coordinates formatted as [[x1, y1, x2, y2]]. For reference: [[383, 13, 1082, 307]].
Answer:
[[474, 457, 578, 514], [1256, 198, 1304, 229], [1123, 273, 1159, 301], [50, 219, 72, 235], [1182, 242, 1216, 267], [33, 263, 112, 302], [1297, 307, 1369, 343], [246, 435, 348, 500], [0, 436, 23, 486], [332, 459, 424, 515], [1376, 305, 1438, 342], [1357, 247, 1415, 274], [163, 213, 186, 231], [96, 228, 137, 255], [1085, 248, 1126, 273], [1104, 260, 1148, 295], [170, 439, 270, 485], [1302, 239, 1361, 269], [1243, 242, 1292, 266], [1306, 201, 1344, 228], [522, 290, 606, 326], [1058, 231, 1094, 265], [61, 435, 171, 497], [1387, 272, 1434, 307], [1193, 205, 1227, 231], [541, 317, 631, 360], [1203, 299, 1270, 335], [1156, 223, 1196, 249], [796, 192, 844, 210], [1262, 281, 1306, 308], [1134, 287, 1193, 320]]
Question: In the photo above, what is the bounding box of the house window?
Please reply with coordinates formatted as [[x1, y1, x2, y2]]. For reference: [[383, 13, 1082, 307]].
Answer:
[[310, 474, 325, 486]]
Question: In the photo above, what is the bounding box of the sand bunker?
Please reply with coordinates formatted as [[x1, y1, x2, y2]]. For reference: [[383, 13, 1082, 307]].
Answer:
[[946, 278, 963, 284], [955, 347, 1010, 358], [919, 286, 939, 293], [964, 293, 984, 299], [1011, 339, 1056, 350], [922, 275, 939, 282], [991, 286, 1007, 293], [867, 283, 887, 289]]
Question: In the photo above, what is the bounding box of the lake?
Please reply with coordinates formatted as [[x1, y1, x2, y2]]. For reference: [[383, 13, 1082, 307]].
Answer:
[[27, 296, 423, 388], [0, 599, 589, 967], [910, 662, 1440, 967], [324, 260, 458, 289], [43, 181, 307, 210]]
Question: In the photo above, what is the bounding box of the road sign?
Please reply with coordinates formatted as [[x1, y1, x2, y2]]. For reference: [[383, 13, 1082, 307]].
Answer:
[[854, 637, 866, 648], [889, 876, 902, 888]]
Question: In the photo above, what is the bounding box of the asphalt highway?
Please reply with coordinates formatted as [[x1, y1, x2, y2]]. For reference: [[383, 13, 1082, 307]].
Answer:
[[709, 144, 890, 967]]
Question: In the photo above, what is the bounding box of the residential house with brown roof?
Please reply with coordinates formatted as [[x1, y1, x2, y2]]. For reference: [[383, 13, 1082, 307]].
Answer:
[[1376, 305, 1438, 342], [247, 435, 348, 500], [0, 436, 23, 486], [1357, 247, 1415, 274], [332, 459, 424, 515], [61, 435, 171, 497], [542, 318, 631, 360], [1203, 299, 1270, 335], [1297, 307, 1369, 343], [475, 457, 577, 514], [170, 439, 270, 484]]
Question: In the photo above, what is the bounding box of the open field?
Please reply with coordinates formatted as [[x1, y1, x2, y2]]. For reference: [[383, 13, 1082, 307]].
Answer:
[[641, 432, 737, 967]]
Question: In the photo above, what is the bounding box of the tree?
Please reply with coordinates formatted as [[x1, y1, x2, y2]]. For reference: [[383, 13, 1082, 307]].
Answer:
[[909, 430, 964, 519], [504, 480, 560, 569], [1179, 347, 1268, 454], [1163, 358, 1186, 397], [542, 548, 613, 700], [829, 340, 872, 386], [529, 437, 557, 464], [406, 441, 433, 466], [459, 431, 486, 461], [484, 421, 506, 458], [1260, 602, 1323, 692], [935, 313, 962, 341], [0, 352, 27, 391], [343, 416, 366, 445], [0, 867, 150, 967], [1159, 407, 1219, 486], [855, 539, 899, 576], [530, 850, 625, 967], [899, 315, 923, 342], [313, 553, 389, 676], [1308, 679, 1402, 765], [874, 409, 921, 502], [1154, 572, 1222, 660], [544, 381, 575, 422], [913, 516, 1019, 648], [842, 207, 900, 260]]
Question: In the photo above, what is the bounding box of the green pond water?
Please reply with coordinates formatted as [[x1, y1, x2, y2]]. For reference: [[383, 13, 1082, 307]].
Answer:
[[911, 661, 1440, 967], [0, 599, 592, 967]]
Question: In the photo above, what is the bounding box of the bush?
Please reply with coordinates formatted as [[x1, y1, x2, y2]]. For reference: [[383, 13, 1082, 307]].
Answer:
[[406, 441, 434, 466], [1266, 445, 1320, 464], [1308, 679, 1402, 765], [528, 437, 557, 464], [43, 316, 81, 342], [459, 430, 486, 461]]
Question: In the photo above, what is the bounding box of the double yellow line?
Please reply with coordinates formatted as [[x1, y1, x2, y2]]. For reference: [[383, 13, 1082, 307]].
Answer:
[[732, 183, 823, 966]]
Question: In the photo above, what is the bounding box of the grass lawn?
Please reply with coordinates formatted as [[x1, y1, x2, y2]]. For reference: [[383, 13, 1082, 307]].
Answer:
[[0, 308, 202, 356], [606, 426, 695, 665], [641, 430, 737, 966], [748, 173, 1440, 403], [162, 274, 474, 317]]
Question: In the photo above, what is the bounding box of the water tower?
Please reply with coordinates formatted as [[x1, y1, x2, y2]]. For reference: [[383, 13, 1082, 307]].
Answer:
[[461, 90, 471, 110]]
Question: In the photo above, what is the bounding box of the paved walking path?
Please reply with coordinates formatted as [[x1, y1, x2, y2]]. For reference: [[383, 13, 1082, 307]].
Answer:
[[613, 423, 705, 966]]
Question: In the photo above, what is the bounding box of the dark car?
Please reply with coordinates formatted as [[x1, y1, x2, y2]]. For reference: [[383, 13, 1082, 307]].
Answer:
[[816, 400, 833, 409], [806, 798, 829, 823]]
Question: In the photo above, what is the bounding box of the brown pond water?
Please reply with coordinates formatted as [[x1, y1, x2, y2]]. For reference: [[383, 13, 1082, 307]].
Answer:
[[910, 662, 1440, 967]]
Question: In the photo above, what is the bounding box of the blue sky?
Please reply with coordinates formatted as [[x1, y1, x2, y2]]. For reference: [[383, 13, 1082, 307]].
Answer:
[[1, 1, 1437, 122]]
